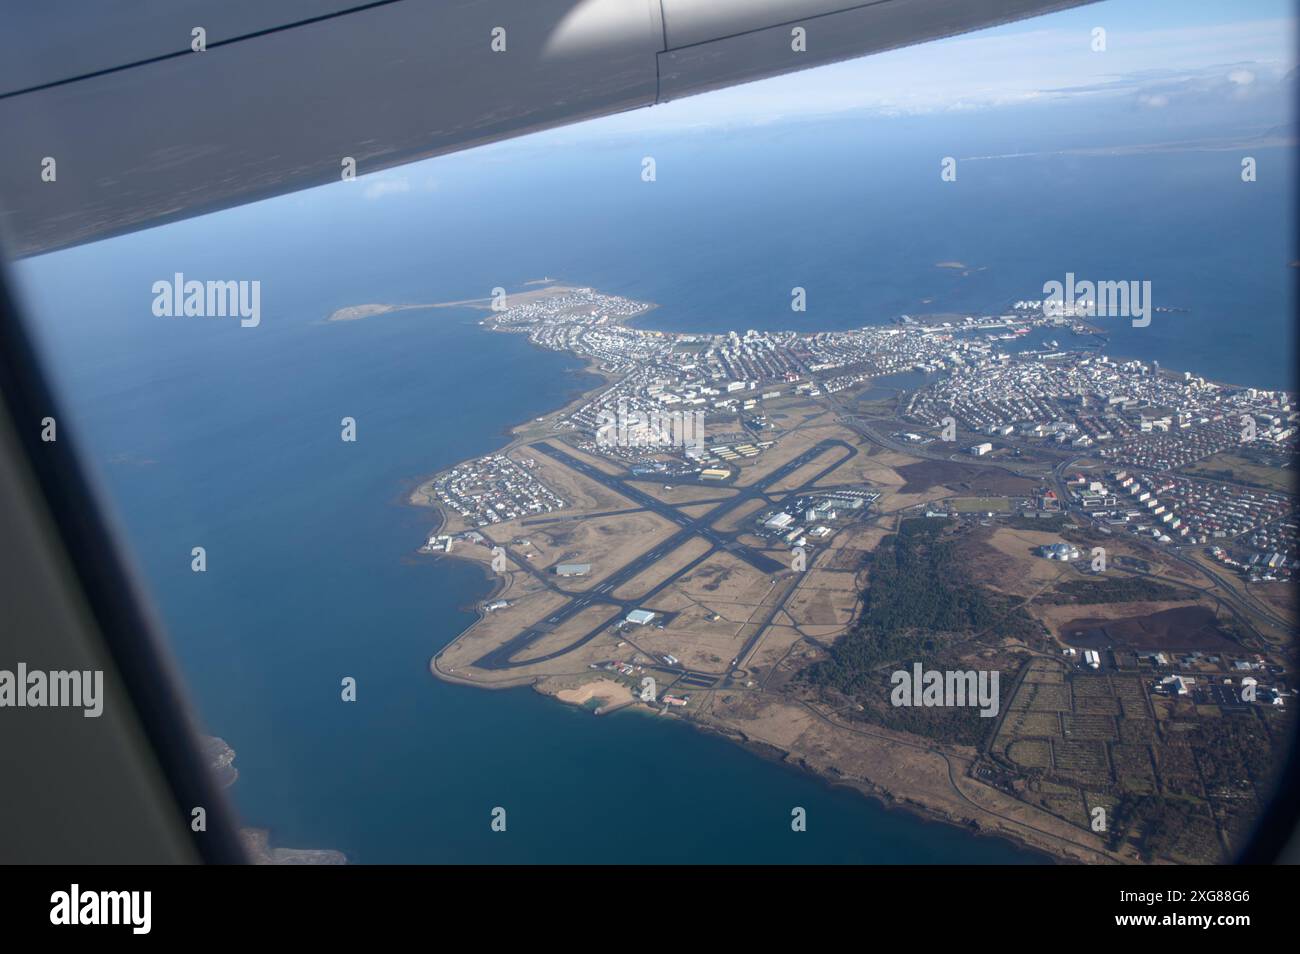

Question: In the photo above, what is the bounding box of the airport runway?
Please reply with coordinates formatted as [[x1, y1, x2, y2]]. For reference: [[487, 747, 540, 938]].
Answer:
[[471, 438, 856, 670]]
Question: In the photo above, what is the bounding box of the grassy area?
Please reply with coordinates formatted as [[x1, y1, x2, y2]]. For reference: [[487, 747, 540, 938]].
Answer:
[[949, 496, 1012, 513], [1180, 453, 1296, 494]]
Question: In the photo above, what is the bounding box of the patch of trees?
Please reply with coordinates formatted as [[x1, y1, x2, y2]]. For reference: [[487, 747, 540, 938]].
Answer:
[[1189, 712, 1282, 797], [1040, 577, 1197, 605], [1106, 714, 1287, 861], [804, 519, 1037, 697], [869, 652, 1013, 747], [1004, 514, 1069, 531], [1106, 793, 1220, 863]]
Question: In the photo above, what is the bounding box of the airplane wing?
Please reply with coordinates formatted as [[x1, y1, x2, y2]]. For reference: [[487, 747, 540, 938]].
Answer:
[[1, 0, 1107, 865], [0, 0, 1096, 257]]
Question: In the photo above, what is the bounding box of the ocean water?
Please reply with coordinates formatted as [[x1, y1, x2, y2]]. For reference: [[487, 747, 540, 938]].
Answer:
[[5, 294, 1046, 863], [11, 108, 1293, 862]]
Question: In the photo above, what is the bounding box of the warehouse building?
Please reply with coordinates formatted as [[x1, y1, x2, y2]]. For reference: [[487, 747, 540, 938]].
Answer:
[[554, 563, 591, 577]]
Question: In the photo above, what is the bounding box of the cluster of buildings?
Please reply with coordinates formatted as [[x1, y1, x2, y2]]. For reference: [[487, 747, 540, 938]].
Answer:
[[1209, 541, 1296, 582], [473, 288, 1296, 574], [755, 491, 877, 546], [590, 659, 638, 677], [563, 366, 783, 469], [1239, 517, 1298, 581], [695, 329, 806, 383], [1154, 672, 1285, 708], [583, 659, 693, 707], [907, 358, 1088, 443], [488, 288, 664, 375], [706, 436, 775, 465], [1100, 412, 1294, 472], [553, 563, 590, 577], [1069, 647, 1288, 706], [1071, 471, 1293, 556], [485, 293, 1296, 490], [485, 290, 1092, 472], [906, 350, 1295, 464], [431, 453, 566, 526]]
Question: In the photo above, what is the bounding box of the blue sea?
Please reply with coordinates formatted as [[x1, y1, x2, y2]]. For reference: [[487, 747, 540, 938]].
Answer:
[[12, 106, 1294, 862]]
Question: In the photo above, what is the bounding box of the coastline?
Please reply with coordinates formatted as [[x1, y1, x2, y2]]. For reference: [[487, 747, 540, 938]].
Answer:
[[419, 300, 627, 689], [377, 278, 1294, 866], [697, 720, 1065, 864], [397, 285, 1127, 864]]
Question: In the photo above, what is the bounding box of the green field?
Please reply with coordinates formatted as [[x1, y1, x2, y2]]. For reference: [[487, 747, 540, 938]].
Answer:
[[1180, 453, 1296, 494], [949, 496, 1012, 513]]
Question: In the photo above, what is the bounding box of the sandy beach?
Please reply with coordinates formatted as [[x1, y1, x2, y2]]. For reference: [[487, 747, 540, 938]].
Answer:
[[554, 679, 634, 707]]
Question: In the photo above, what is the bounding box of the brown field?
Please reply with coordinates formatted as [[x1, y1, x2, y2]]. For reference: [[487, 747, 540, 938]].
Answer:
[[540, 438, 627, 477], [810, 446, 912, 489], [1007, 739, 1053, 769], [674, 551, 776, 605], [635, 576, 807, 674], [511, 446, 630, 511], [798, 566, 861, 594], [612, 537, 714, 601], [632, 608, 751, 672], [818, 546, 869, 571], [677, 502, 721, 519], [968, 527, 1073, 596], [743, 624, 809, 674], [711, 498, 769, 533], [730, 422, 840, 488], [767, 444, 858, 493], [626, 480, 737, 505], [894, 459, 1037, 496], [785, 571, 859, 628], [520, 509, 679, 592], [1058, 605, 1241, 651], [1023, 665, 1066, 684], [829, 523, 891, 554], [1000, 709, 1062, 737], [1252, 580, 1297, 623], [1033, 599, 1212, 641], [1012, 681, 1072, 712], [759, 399, 831, 432], [513, 605, 623, 663], [437, 587, 570, 669]]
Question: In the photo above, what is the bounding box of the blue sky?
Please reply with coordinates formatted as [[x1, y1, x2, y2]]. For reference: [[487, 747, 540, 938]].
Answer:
[[14, 0, 1295, 391], [342, 0, 1296, 201], [565, 0, 1297, 134]]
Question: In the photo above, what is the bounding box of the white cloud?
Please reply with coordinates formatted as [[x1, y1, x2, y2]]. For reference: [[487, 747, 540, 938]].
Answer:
[[362, 176, 412, 200], [548, 14, 1296, 137]]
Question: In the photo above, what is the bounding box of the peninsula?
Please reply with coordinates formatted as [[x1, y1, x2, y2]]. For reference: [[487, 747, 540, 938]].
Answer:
[[382, 283, 1295, 866]]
